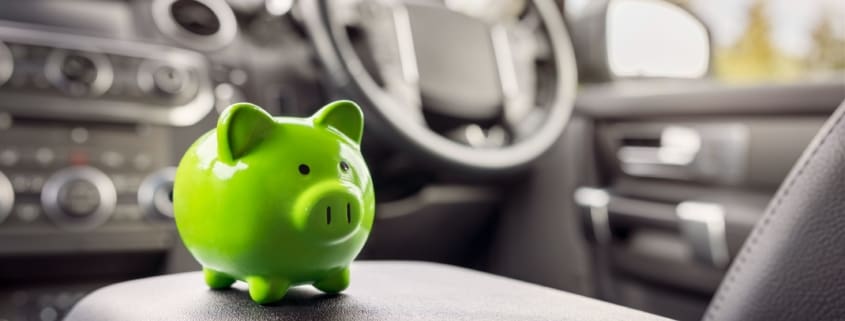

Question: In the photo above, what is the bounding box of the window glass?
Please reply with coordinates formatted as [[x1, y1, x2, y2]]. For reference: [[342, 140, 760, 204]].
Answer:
[[566, 0, 845, 83]]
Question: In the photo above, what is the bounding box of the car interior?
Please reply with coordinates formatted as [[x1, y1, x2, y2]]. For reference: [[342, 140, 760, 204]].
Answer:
[[0, 0, 843, 320]]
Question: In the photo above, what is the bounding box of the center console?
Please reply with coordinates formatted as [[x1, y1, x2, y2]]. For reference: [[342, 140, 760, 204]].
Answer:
[[0, 22, 202, 321], [0, 21, 213, 254], [0, 1, 327, 319]]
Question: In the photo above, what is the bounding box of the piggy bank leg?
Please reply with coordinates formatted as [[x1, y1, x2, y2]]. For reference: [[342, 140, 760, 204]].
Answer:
[[313, 266, 350, 294], [246, 276, 290, 304], [203, 268, 235, 289]]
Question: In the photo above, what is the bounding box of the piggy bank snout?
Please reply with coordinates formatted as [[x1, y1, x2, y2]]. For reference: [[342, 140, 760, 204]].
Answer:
[[296, 182, 364, 242]]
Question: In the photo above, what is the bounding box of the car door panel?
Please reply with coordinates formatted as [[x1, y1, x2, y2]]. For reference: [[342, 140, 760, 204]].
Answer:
[[572, 80, 845, 320]]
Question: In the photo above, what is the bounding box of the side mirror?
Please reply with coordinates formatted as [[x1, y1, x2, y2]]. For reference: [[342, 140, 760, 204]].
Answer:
[[571, 0, 712, 81]]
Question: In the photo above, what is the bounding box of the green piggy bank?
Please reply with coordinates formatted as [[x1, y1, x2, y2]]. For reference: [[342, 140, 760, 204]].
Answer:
[[173, 100, 375, 304]]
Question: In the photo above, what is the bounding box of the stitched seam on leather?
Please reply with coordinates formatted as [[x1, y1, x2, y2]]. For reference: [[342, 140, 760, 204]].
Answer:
[[704, 108, 845, 320]]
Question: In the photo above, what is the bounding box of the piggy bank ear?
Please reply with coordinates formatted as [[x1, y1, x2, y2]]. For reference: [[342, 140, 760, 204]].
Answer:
[[312, 100, 364, 144], [217, 103, 275, 162]]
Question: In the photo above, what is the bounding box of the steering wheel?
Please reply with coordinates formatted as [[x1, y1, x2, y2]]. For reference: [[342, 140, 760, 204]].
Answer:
[[301, 0, 576, 174]]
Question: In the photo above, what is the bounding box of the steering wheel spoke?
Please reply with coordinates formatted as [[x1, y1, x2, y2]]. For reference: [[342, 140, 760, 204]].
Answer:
[[492, 22, 541, 129], [355, 1, 424, 122]]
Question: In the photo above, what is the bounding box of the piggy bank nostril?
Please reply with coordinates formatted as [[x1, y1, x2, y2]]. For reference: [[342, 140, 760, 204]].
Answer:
[[326, 206, 332, 225], [346, 203, 351, 223], [304, 190, 361, 233]]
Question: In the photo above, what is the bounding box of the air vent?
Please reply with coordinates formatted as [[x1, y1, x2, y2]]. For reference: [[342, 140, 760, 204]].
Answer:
[[152, 0, 237, 51], [171, 0, 222, 36]]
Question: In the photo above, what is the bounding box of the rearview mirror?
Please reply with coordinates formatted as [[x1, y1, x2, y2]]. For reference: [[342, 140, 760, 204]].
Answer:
[[571, 0, 712, 81]]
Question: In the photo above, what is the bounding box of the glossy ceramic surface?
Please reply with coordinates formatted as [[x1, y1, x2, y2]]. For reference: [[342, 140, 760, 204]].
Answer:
[[173, 100, 374, 304]]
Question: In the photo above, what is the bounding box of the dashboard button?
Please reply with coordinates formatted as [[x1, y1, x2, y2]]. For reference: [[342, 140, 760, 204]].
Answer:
[[138, 61, 192, 97], [35, 148, 56, 167], [0, 148, 19, 167], [132, 154, 152, 171], [16, 203, 40, 222], [30, 175, 46, 192], [100, 151, 125, 169], [11, 174, 29, 193], [152, 65, 186, 94]]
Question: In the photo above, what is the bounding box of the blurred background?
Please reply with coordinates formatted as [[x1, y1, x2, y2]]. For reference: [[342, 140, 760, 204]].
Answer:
[[570, 0, 845, 82], [0, 1, 841, 321]]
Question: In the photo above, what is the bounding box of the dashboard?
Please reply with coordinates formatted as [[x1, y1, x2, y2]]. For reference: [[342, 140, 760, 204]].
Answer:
[[0, 1, 327, 319]]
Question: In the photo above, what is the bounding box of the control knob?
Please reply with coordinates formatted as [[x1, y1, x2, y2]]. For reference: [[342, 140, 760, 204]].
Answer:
[[45, 50, 113, 96], [138, 167, 176, 219], [42, 167, 116, 230]]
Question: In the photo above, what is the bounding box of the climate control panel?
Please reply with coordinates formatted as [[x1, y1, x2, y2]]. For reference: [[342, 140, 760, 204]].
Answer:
[[0, 117, 179, 254], [0, 24, 212, 256]]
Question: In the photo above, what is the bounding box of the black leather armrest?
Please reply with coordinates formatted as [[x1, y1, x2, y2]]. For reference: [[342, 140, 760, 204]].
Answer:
[[66, 261, 667, 321]]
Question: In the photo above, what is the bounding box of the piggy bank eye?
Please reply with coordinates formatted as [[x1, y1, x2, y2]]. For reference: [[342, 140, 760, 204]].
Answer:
[[298, 164, 310, 175], [340, 160, 350, 172]]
